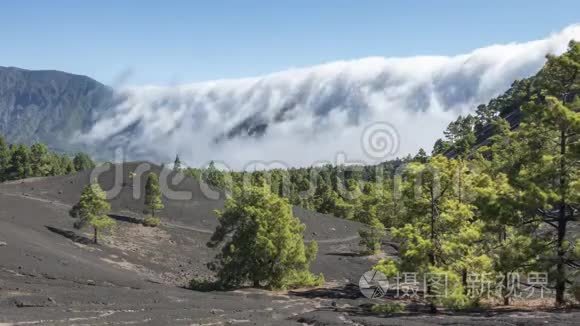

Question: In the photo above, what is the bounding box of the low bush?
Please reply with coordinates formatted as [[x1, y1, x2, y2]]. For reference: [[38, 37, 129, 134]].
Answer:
[[358, 220, 385, 255], [371, 302, 405, 314], [277, 270, 325, 290], [189, 278, 222, 292], [142, 215, 161, 227]]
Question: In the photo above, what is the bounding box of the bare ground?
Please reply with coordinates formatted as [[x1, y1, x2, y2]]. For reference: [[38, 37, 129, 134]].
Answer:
[[0, 164, 578, 325]]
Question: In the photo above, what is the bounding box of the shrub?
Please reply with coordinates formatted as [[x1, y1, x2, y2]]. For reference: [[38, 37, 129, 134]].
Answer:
[[281, 270, 325, 290], [207, 185, 323, 290], [372, 259, 399, 277], [142, 215, 161, 227], [371, 302, 405, 314], [189, 278, 222, 292], [358, 219, 386, 254]]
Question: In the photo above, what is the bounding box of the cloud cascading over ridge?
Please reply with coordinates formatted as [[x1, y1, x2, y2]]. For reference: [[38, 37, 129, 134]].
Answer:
[[79, 25, 580, 169]]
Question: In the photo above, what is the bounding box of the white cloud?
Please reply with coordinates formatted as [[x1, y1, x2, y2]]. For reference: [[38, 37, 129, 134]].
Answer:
[[79, 25, 580, 169]]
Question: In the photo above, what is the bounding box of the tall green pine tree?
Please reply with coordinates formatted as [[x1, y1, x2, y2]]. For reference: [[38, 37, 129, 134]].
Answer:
[[145, 173, 164, 217]]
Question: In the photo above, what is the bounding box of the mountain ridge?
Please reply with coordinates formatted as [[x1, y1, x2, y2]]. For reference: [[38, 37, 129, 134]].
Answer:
[[0, 65, 112, 153]]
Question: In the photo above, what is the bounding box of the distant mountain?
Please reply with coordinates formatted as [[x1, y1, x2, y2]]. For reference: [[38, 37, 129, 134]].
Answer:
[[0, 66, 112, 153]]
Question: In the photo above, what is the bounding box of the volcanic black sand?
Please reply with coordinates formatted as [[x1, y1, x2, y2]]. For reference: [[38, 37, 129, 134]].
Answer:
[[0, 163, 578, 325]]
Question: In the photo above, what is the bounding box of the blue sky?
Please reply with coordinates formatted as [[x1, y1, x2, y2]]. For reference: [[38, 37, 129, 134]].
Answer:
[[1, 0, 578, 85]]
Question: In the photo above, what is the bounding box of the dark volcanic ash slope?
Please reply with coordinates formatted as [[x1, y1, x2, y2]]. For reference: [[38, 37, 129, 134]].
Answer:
[[1, 164, 579, 325], [0, 191, 325, 325], [1, 193, 578, 325], [0, 66, 112, 152], [0, 162, 376, 283]]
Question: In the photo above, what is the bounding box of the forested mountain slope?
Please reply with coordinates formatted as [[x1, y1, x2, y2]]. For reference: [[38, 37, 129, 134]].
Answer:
[[0, 66, 112, 152]]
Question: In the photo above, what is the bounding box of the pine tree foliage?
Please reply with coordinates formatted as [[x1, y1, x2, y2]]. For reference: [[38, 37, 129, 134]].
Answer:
[[69, 182, 115, 244], [0, 136, 90, 182], [145, 172, 164, 217], [375, 155, 492, 308], [173, 154, 182, 171], [206, 185, 323, 290], [0, 136, 10, 182], [512, 41, 580, 305], [30, 143, 51, 176], [6, 144, 32, 179], [73, 152, 95, 171]]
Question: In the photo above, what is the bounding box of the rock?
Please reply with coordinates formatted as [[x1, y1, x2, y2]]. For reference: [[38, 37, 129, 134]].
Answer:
[[87, 280, 96, 286], [211, 308, 225, 314], [0, 241, 6, 247], [14, 295, 57, 308]]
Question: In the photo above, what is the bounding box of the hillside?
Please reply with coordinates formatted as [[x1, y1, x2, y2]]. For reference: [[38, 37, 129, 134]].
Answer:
[[0, 66, 112, 152], [1, 164, 577, 324], [0, 162, 374, 283]]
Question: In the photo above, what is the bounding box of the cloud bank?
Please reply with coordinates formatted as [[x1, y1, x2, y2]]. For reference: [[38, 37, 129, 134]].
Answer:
[[80, 25, 580, 169]]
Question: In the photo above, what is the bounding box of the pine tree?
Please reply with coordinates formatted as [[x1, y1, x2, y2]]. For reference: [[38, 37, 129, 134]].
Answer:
[[30, 143, 51, 177], [145, 173, 164, 217], [0, 135, 10, 181], [355, 184, 386, 253], [375, 155, 491, 309], [7, 144, 32, 180], [205, 161, 225, 189], [173, 155, 182, 171], [69, 182, 114, 244], [513, 41, 580, 305], [474, 104, 497, 133], [473, 119, 546, 305], [432, 138, 451, 155], [359, 218, 385, 254], [62, 155, 75, 174], [413, 148, 429, 163], [207, 185, 323, 289], [73, 152, 95, 171], [441, 115, 477, 157]]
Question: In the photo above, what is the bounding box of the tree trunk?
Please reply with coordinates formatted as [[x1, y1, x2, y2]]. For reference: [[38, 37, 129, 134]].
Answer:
[[555, 130, 568, 306], [253, 279, 260, 288], [427, 186, 438, 314], [93, 227, 98, 244], [503, 271, 510, 305], [430, 187, 436, 266], [556, 208, 567, 305], [462, 269, 467, 294]]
